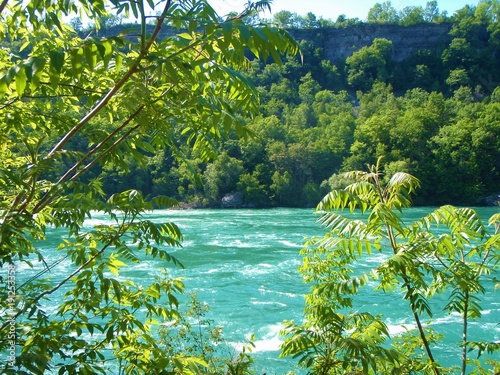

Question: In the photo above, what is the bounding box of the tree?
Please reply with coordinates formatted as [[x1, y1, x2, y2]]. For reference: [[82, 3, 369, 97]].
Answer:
[[0, 0, 298, 373], [236, 168, 270, 207], [203, 152, 245, 203], [158, 292, 256, 373], [273, 10, 299, 28], [445, 68, 471, 91], [270, 170, 293, 206], [423, 1, 440, 22], [399, 6, 425, 26], [345, 38, 393, 91], [298, 72, 321, 105], [367, 1, 399, 24], [430, 99, 500, 204], [281, 158, 500, 374], [301, 12, 320, 29], [442, 38, 476, 71]]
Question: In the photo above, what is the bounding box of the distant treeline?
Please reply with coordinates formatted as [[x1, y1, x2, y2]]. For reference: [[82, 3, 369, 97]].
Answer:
[[72, 1, 500, 207]]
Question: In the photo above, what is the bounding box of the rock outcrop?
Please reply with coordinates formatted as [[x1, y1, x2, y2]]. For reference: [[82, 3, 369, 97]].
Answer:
[[478, 194, 500, 206], [102, 22, 456, 63], [288, 23, 454, 62], [221, 192, 243, 208]]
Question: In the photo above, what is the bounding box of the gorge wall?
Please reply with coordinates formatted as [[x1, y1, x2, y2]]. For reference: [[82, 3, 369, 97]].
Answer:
[[287, 23, 454, 62], [105, 22, 457, 63]]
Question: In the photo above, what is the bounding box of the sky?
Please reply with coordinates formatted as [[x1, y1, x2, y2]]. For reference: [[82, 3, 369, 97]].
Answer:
[[211, 0, 480, 21]]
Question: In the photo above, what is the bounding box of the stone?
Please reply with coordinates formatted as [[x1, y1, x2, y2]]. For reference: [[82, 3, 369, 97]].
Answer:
[[221, 192, 243, 208]]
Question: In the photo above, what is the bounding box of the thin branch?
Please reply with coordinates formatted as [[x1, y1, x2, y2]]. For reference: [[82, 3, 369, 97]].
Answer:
[[461, 290, 469, 375], [22, 94, 86, 100], [30, 107, 144, 215], [1, 237, 113, 331], [29, 81, 177, 215], [1, 216, 130, 332], [142, 0, 171, 53], [57, 82, 106, 94], [375, 168, 441, 375], [0, 0, 9, 16], [56, 105, 145, 184], [17, 255, 69, 290], [388, 221, 440, 375], [46, 0, 172, 159], [69, 122, 141, 183], [0, 97, 19, 111]]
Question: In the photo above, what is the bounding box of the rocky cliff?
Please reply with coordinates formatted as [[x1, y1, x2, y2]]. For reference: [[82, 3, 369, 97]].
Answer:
[[288, 23, 454, 62], [103, 22, 456, 63]]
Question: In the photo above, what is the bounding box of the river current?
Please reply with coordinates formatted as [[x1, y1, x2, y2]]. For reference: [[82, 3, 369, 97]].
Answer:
[[31, 207, 500, 373]]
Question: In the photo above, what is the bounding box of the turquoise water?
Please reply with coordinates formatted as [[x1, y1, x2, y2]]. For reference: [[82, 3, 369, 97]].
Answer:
[[24, 207, 500, 373]]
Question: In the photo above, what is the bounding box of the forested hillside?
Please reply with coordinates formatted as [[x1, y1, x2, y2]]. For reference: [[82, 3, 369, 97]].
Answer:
[[80, 2, 500, 207]]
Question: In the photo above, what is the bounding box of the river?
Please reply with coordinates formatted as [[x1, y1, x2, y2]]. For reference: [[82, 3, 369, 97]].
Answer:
[[28, 207, 500, 373]]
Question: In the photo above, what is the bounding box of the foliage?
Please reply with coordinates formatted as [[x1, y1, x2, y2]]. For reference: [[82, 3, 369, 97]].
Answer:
[[367, 1, 400, 24], [280, 158, 500, 374], [0, 0, 299, 373], [204, 153, 244, 203], [158, 292, 256, 374], [82, 0, 500, 209], [366, 1, 449, 25], [345, 38, 393, 91]]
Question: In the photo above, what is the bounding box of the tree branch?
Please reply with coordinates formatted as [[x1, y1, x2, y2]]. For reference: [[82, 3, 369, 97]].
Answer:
[[461, 290, 469, 375], [374, 166, 440, 375], [46, 0, 172, 159], [30, 106, 144, 215], [1, 217, 130, 332], [57, 105, 145, 184], [0, 0, 9, 17]]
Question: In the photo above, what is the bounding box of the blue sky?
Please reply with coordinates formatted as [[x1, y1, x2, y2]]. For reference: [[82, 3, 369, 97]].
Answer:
[[212, 0, 480, 20]]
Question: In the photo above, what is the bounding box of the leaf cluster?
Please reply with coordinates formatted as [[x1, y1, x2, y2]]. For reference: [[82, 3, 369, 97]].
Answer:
[[0, 0, 299, 373], [280, 160, 500, 374]]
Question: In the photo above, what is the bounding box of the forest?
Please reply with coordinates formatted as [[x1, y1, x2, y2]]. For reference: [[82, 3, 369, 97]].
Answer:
[[1, 1, 499, 374], [70, 1, 500, 208]]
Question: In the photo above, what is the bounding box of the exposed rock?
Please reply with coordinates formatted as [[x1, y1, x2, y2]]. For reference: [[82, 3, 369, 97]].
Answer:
[[478, 194, 500, 206], [288, 23, 455, 62], [101, 22, 494, 64], [221, 192, 243, 208]]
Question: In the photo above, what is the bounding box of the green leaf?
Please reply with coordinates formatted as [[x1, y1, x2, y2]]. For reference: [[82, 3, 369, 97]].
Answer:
[[27, 56, 45, 91], [96, 40, 113, 68], [0, 76, 8, 98], [70, 47, 84, 77], [106, 326, 114, 341], [15, 65, 27, 96], [237, 24, 251, 43], [115, 53, 123, 72], [84, 44, 98, 70], [111, 278, 122, 302], [49, 50, 65, 73]]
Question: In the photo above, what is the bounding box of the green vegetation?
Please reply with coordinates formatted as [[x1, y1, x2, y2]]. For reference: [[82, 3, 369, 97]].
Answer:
[[0, 0, 298, 373], [83, 1, 499, 208], [1, 0, 499, 374], [281, 158, 500, 374], [158, 292, 256, 374]]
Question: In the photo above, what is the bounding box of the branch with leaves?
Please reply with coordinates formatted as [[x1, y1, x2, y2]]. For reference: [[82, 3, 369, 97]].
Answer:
[[281, 157, 500, 375], [0, 0, 299, 373]]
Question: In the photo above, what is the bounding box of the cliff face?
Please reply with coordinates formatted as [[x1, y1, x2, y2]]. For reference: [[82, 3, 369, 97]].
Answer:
[[103, 22, 463, 63], [288, 23, 454, 62]]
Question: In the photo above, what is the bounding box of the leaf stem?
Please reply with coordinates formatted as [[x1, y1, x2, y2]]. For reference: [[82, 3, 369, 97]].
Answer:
[[0, 0, 8, 16], [374, 165, 440, 375], [461, 290, 469, 375]]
